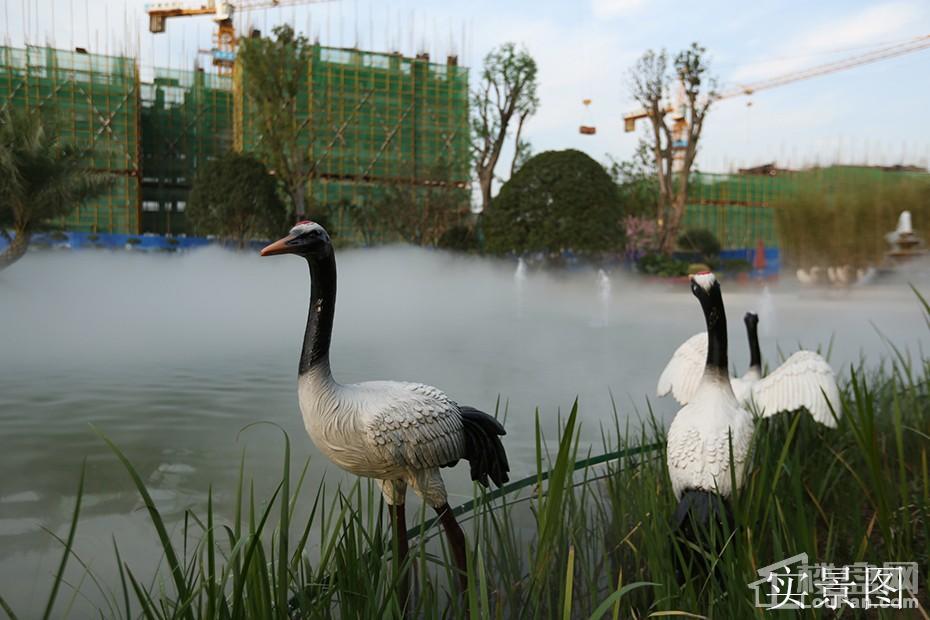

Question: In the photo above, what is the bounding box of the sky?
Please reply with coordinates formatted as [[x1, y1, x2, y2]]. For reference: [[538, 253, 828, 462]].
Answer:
[[3, 0, 930, 177]]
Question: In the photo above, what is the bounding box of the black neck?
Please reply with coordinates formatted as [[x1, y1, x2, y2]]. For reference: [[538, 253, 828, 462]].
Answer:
[[702, 286, 728, 377], [745, 318, 761, 372], [299, 250, 337, 376]]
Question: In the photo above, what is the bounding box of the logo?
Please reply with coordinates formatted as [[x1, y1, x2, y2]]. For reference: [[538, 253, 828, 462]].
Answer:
[[748, 553, 919, 610]]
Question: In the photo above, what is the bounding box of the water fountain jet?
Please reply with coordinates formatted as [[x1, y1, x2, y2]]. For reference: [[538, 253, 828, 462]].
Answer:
[[514, 258, 528, 319]]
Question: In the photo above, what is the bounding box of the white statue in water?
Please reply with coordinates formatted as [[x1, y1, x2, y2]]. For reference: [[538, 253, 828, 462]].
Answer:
[[886, 210, 914, 245]]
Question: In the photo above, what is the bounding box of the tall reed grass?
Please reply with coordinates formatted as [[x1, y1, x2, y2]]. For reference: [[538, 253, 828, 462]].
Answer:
[[773, 168, 930, 269], [3, 294, 930, 619]]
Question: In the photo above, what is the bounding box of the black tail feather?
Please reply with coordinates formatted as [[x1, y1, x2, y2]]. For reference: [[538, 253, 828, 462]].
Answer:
[[672, 489, 731, 536], [459, 406, 510, 488], [671, 489, 732, 585]]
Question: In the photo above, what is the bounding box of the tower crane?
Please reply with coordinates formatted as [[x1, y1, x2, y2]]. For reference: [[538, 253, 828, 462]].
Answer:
[[622, 34, 930, 168], [146, 0, 334, 73]]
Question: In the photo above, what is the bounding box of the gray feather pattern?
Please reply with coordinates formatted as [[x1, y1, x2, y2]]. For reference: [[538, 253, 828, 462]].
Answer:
[[363, 382, 466, 470]]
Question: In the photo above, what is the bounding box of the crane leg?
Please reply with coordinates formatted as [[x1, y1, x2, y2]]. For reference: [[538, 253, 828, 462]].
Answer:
[[388, 503, 410, 609], [434, 503, 468, 592]]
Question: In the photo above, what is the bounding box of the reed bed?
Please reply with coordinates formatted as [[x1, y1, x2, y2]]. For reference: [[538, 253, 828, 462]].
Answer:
[[3, 293, 930, 619], [773, 169, 930, 269]]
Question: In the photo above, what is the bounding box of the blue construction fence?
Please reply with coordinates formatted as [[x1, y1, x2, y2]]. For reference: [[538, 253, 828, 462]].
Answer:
[[0, 230, 266, 253], [720, 246, 781, 279], [0, 231, 782, 277], [669, 247, 781, 279]]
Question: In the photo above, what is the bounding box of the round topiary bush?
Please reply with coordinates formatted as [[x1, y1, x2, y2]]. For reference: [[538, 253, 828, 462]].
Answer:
[[483, 149, 624, 255]]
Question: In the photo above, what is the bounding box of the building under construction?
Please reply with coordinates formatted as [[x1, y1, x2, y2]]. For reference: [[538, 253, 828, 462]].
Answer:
[[141, 68, 234, 234], [5, 43, 921, 252], [235, 46, 470, 237], [0, 45, 142, 233], [0, 42, 469, 240]]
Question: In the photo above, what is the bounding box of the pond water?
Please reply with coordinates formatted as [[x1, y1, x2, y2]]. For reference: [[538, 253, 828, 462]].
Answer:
[[1, 246, 927, 615]]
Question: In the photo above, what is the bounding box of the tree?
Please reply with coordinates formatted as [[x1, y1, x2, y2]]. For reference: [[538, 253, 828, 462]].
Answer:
[[369, 162, 469, 247], [511, 138, 533, 177], [186, 152, 287, 248], [472, 43, 539, 213], [0, 108, 111, 271], [237, 25, 313, 219], [608, 138, 659, 218], [628, 42, 715, 253], [677, 227, 721, 263], [483, 149, 624, 255], [336, 200, 379, 247]]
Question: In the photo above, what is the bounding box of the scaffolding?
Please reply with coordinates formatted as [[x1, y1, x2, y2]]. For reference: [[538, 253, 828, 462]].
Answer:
[[140, 68, 233, 234], [684, 166, 930, 250], [0, 45, 141, 234], [1, 43, 470, 240], [685, 173, 785, 249], [234, 45, 470, 240], [20, 43, 913, 254]]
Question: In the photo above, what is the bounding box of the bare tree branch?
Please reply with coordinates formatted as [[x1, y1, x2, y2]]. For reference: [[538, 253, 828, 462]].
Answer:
[[471, 43, 539, 213], [628, 42, 715, 253]]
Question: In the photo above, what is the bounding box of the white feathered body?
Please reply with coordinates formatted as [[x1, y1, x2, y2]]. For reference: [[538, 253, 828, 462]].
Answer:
[[731, 370, 758, 404], [666, 376, 754, 500], [297, 366, 466, 505]]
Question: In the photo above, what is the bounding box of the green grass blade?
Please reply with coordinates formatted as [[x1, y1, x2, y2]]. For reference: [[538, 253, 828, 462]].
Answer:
[[125, 568, 161, 620], [112, 538, 132, 620], [0, 594, 19, 620], [588, 582, 657, 620], [231, 481, 284, 620], [94, 430, 193, 620], [561, 545, 575, 620], [206, 487, 217, 620], [276, 432, 290, 618], [41, 460, 85, 620]]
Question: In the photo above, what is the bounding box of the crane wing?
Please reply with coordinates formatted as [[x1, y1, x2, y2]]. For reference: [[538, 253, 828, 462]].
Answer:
[[657, 332, 708, 405], [749, 351, 841, 427], [362, 382, 466, 470]]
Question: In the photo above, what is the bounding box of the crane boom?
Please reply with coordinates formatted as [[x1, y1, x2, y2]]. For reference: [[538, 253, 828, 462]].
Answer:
[[231, 0, 330, 9], [623, 33, 930, 133], [716, 34, 930, 99]]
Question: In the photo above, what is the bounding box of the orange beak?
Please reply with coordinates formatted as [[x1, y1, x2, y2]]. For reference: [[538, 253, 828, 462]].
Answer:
[[260, 234, 297, 257]]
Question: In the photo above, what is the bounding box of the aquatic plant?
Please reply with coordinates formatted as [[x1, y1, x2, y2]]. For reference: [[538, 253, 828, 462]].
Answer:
[[3, 296, 929, 619]]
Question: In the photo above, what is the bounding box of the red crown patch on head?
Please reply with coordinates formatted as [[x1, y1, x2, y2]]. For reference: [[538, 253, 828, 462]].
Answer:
[[296, 220, 314, 226]]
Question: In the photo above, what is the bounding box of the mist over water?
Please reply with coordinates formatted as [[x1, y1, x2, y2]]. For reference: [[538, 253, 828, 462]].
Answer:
[[1, 246, 928, 614]]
